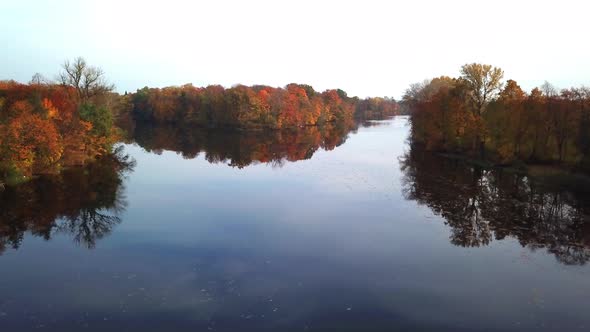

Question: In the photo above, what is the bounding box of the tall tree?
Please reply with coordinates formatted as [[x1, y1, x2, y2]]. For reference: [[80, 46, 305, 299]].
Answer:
[[59, 57, 114, 102], [460, 63, 504, 116], [460, 63, 504, 158]]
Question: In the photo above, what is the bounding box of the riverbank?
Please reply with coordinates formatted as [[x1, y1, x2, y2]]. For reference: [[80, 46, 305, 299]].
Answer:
[[435, 151, 590, 192]]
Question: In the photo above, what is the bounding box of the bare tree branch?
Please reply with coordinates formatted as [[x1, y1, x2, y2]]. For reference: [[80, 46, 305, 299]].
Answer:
[[59, 57, 114, 102]]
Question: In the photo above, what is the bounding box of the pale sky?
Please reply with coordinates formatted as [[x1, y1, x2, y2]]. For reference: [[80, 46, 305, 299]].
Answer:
[[1, 0, 588, 98]]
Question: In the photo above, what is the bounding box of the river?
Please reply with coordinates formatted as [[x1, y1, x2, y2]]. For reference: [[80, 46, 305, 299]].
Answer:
[[1, 116, 589, 331]]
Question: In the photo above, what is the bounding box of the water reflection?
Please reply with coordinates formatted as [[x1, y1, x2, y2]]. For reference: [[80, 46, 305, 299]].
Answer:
[[128, 120, 361, 168], [0, 118, 378, 255], [0, 147, 135, 253], [3, 117, 590, 331], [401, 148, 590, 265]]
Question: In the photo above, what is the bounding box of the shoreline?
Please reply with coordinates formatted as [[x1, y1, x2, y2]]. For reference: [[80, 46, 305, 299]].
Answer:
[[433, 150, 590, 190]]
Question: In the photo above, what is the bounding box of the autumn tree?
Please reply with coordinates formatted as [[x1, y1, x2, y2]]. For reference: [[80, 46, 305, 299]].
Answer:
[[526, 87, 548, 160], [552, 89, 577, 162], [460, 63, 504, 116], [486, 79, 527, 161], [459, 63, 504, 158], [575, 87, 590, 170], [406, 65, 590, 171], [128, 83, 364, 130], [1, 60, 118, 183]]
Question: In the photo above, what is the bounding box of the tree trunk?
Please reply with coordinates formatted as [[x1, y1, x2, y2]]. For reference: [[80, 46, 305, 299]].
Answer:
[[479, 139, 486, 160]]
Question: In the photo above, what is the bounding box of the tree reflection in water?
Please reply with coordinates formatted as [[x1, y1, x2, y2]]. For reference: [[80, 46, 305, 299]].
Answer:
[[400, 148, 590, 265], [0, 119, 375, 254], [128, 119, 362, 168], [0, 146, 135, 253]]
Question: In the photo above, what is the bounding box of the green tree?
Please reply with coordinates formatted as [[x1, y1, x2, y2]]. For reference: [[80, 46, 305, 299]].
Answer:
[[80, 103, 113, 138]]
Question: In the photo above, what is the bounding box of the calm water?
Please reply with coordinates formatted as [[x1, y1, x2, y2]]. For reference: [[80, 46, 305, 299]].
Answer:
[[1, 116, 590, 331]]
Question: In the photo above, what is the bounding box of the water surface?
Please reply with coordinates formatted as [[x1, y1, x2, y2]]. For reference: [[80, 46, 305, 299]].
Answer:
[[1, 117, 589, 331]]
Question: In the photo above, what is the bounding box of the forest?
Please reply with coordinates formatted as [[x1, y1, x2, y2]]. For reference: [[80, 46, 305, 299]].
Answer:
[[0, 58, 397, 184], [404, 63, 590, 172], [127, 83, 398, 129], [0, 58, 123, 184]]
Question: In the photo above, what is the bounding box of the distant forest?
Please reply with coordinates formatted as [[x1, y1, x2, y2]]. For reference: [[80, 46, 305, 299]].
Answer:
[[404, 63, 590, 172], [126, 83, 398, 129], [0, 57, 397, 184]]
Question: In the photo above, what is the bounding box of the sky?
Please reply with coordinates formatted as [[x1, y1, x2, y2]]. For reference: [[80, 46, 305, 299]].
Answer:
[[1, 0, 589, 99]]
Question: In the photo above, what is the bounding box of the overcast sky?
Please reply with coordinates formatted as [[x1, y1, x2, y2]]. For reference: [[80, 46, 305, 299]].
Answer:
[[1, 0, 588, 98]]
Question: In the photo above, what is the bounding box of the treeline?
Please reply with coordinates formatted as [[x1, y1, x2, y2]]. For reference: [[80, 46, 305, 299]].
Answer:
[[0, 58, 120, 184], [404, 63, 590, 172], [401, 149, 590, 265], [1, 58, 398, 183], [354, 96, 399, 120], [127, 84, 398, 129]]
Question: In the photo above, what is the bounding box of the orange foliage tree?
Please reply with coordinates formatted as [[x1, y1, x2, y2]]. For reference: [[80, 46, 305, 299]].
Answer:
[[1, 59, 117, 183], [130, 83, 394, 130], [405, 64, 590, 171]]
